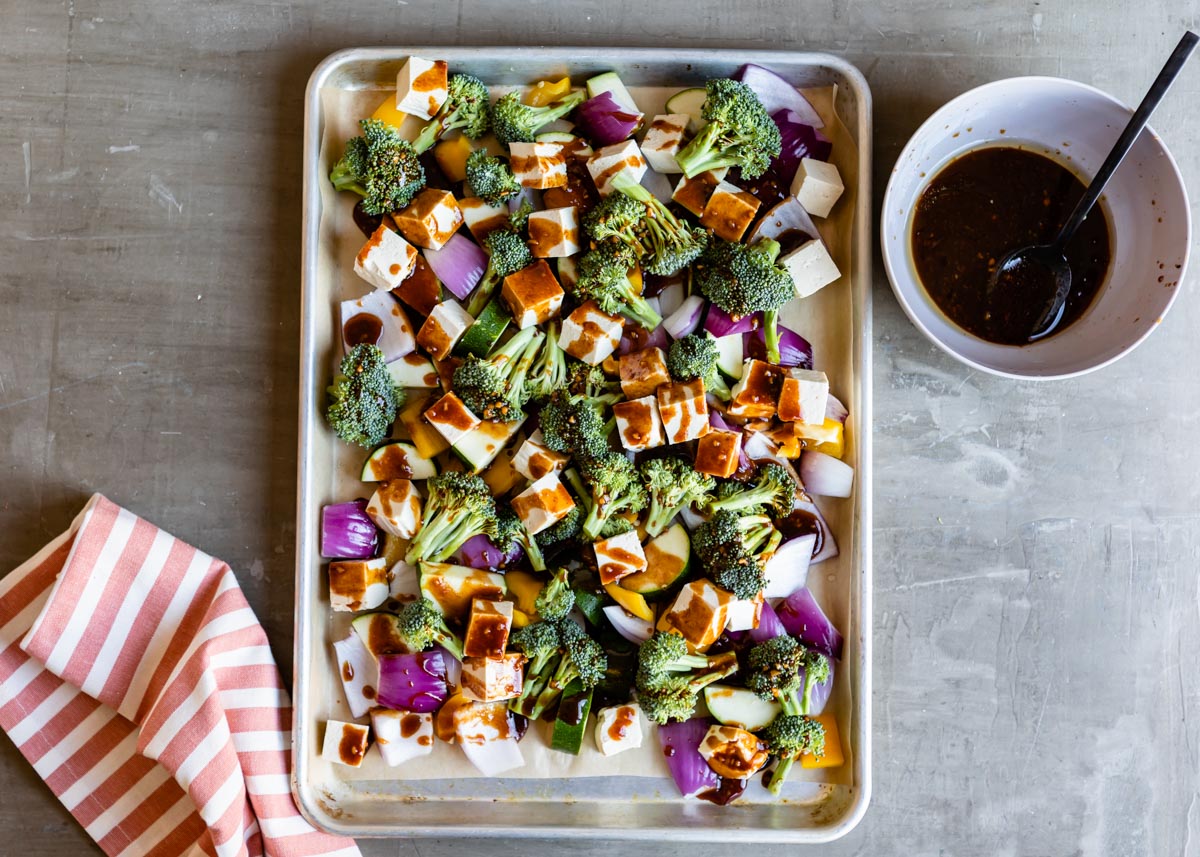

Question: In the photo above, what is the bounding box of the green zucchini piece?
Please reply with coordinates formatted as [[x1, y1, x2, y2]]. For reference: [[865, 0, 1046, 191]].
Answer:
[[550, 679, 593, 754], [572, 587, 606, 626], [618, 524, 692, 597], [455, 296, 510, 358], [664, 87, 707, 135]]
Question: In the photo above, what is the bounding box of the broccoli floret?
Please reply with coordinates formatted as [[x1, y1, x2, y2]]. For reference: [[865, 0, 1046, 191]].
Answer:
[[584, 193, 653, 257], [523, 323, 571, 404], [411, 73, 491, 154], [571, 240, 661, 330], [566, 358, 622, 406], [325, 344, 405, 448], [508, 198, 534, 232], [533, 619, 607, 714], [465, 227, 534, 317], [405, 472, 497, 563], [579, 450, 648, 541], [666, 333, 732, 400], [609, 170, 708, 276], [634, 631, 739, 724], [558, 468, 629, 540], [695, 237, 795, 364], [538, 391, 609, 458], [760, 714, 827, 795], [599, 515, 635, 538], [534, 567, 576, 621], [673, 78, 782, 180], [746, 635, 829, 716], [535, 504, 583, 548], [692, 509, 781, 599], [707, 461, 797, 517], [493, 508, 546, 572], [638, 457, 716, 537], [452, 326, 544, 422], [508, 620, 562, 717], [490, 89, 586, 145], [395, 598, 464, 661], [465, 149, 521, 206], [329, 119, 426, 215]]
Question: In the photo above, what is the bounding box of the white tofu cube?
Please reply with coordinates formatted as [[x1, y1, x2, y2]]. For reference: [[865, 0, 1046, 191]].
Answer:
[[459, 196, 511, 241], [777, 368, 830, 424], [329, 558, 390, 612], [780, 238, 841, 298], [729, 359, 783, 420], [321, 720, 370, 768], [527, 206, 581, 258], [453, 701, 525, 775], [340, 290, 417, 362], [392, 188, 463, 251], [396, 56, 448, 120], [586, 140, 647, 195], [698, 725, 770, 777], [594, 530, 647, 585], [366, 479, 423, 539], [725, 595, 764, 632], [559, 300, 624, 364], [354, 225, 418, 291], [333, 632, 380, 719], [657, 580, 734, 652], [416, 300, 473, 361], [790, 157, 844, 218], [461, 652, 525, 702], [424, 392, 481, 446], [612, 395, 665, 451], [371, 709, 434, 767], [656, 379, 710, 444], [595, 703, 645, 756], [510, 473, 575, 535], [641, 114, 688, 174], [511, 436, 569, 481], [509, 142, 567, 189], [501, 260, 564, 329]]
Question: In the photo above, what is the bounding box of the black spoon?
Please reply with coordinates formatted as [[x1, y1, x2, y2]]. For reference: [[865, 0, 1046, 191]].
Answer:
[[989, 31, 1198, 341]]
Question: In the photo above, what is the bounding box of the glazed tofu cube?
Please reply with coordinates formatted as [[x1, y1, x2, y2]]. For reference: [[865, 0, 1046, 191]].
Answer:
[[321, 720, 370, 768], [594, 530, 647, 585], [670, 169, 727, 217], [612, 395, 665, 451], [528, 206, 581, 258], [501, 259, 564, 329], [698, 725, 770, 778], [777, 368, 829, 424], [586, 140, 647, 195], [461, 652, 525, 702], [559, 300, 624, 364], [371, 709, 434, 767], [641, 114, 688, 174], [340, 290, 417, 362], [329, 558, 389, 612], [392, 188, 463, 251], [396, 56, 448, 120], [354, 225, 418, 291], [511, 435, 569, 481], [656, 580, 733, 652], [656, 379, 710, 444], [780, 238, 841, 298], [694, 429, 743, 478], [464, 599, 514, 659], [366, 479, 423, 539], [417, 300, 473, 361], [392, 256, 443, 317], [595, 703, 644, 756], [729, 359, 783, 420], [699, 180, 762, 242], [509, 141, 567, 189], [619, 346, 670, 399], [459, 196, 511, 241], [725, 594, 764, 632], [511, 473, 575, 535], [424, 392, 481, 446], [790, 157, 844, 218]]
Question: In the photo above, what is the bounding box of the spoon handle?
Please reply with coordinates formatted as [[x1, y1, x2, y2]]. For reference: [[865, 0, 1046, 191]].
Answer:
[[1057, 31, 1198, 246]]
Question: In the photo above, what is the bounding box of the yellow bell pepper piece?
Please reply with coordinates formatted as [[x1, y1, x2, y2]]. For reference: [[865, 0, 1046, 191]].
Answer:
[[604, 584, 654, 622], [399, 395, 450, 459], [434, 136, 473, 183], [510, 607, 533, 628], [371, 93, 409, 131], [527, 77, 572, 107], [795, 418, 845, 459], [504, 570, 544, 616], [482, 446, 522, 497], [800, 713, 844, 769], [627, 264, 643, 295]]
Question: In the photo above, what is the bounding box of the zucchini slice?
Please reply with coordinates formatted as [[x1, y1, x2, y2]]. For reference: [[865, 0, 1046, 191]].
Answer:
[[703, 684, 781, 731], [664, 87, 707, 135], [618, 523, 691, 597]]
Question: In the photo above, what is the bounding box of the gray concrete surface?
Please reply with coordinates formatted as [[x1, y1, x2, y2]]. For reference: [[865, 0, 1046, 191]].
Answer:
[[3, 1, 1199, 854]]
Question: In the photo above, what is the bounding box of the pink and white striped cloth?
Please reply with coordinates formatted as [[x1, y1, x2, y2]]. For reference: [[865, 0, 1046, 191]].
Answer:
[[0, 494, 360, 857]]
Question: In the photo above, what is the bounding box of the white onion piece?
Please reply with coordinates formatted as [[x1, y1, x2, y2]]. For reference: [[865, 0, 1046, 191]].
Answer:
[[640, 167, 674, 202], [678, 505, 707, 532], [663, 295, 705, 340], [459, 736, 525, 776], [799, 451, 854, 498], [603, 605, 654, 644], [657, 281, 685, 318], [794, 499, 838, 564], [735, 64, 825, 128], [763, 534, 816, 599], [333, 633, 380, 719], [826, 393, 848, 424], [747, 195, 825, 249], [388, 560, 420, 602]]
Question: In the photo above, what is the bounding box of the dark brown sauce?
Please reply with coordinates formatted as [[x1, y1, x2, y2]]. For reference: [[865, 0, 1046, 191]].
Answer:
[[400, 713, 423, 738], [697, 776, 747, 805], [341, 661, 354, 682], [911, 146, 1111, 344], [607, 705, 635, 741], [557, 693, 590, 727], [352, 200, 385, 238], [362, 684, 376, 700], [343, 312, 383, 347], [777, 508, 824, 558], [338, 727, 367, 765]]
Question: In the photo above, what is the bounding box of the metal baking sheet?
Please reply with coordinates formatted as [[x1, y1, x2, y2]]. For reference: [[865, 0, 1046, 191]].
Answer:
[[294, 46, 873, 842]]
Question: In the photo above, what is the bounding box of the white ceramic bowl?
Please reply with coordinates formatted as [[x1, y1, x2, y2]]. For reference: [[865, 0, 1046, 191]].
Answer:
[[882, 76, 1191, 379]]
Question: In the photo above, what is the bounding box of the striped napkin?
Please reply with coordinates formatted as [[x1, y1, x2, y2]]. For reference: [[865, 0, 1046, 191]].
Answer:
[[0, 494, 359, 857]]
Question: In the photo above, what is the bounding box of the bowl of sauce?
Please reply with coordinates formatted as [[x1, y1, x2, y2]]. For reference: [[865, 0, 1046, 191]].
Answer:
[[882, 76, 1190, 379]]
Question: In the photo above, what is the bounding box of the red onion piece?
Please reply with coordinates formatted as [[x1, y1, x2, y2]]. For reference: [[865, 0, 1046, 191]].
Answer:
[[733, 64, 824, 128], [743, 324, 813, 369], [423, 233, 486, 301], [799, 451, 854, 498], [321, 500, 379, 559], [455, 533, 521, 570], [657, 717, 719, 797], [749, 599, 786, 642], [377, 648, 450, 712], [574, 90, 642, 146], [777, 587, 843, 660], [825, 393, 848, 424], [664, 295, 705, 340], [704, 304, 758, 337]]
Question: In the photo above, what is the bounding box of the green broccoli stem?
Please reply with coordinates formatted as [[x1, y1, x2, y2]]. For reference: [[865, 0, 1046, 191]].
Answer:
[[404, 508, 463, 563], [709, 486, 777, 514], [763, 309, 782, 365], [778, 689, 804, 717], [510, 655, 560, 717], [329, 157, 367, 197], [767, 754, 798, 796], [674, 122, 739, 178], [562, 468, 591, 512], [580, 499, 611, 542], [663, 654, 713, 672], [621, 292, 662, 330], [523, 532, 546, 572], [434, 628, 464, 661], [426, 508, 492, 562]]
